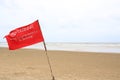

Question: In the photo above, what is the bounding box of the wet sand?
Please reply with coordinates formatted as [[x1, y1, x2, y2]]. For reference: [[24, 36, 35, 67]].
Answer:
[[0, 47, 120, 80]]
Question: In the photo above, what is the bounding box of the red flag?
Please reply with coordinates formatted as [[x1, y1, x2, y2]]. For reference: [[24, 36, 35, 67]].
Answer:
[[5, 20, 44, 50]]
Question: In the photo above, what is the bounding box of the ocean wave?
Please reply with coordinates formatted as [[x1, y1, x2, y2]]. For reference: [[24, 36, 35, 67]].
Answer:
[[0, 42, 120, 53]]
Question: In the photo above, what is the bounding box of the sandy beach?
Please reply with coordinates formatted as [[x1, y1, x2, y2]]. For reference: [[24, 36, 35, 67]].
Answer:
[[0, 47, 120, 80]]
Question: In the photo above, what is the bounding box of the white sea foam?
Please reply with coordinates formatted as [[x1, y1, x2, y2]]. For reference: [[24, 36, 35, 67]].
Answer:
[[0, 42, 120, 53]]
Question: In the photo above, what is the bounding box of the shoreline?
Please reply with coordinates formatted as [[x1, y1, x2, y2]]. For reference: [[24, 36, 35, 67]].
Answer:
[[1, 46, 120, 54]]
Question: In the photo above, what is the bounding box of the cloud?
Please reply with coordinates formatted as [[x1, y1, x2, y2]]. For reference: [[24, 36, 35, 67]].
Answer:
[[0, 0, 120, 42]]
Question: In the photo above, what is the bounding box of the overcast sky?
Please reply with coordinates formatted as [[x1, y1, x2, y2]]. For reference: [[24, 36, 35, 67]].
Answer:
[[0, 0, 120, 42]]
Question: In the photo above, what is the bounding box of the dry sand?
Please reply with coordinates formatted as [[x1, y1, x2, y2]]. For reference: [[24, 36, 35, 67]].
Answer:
[[0, 47, 120, 80]]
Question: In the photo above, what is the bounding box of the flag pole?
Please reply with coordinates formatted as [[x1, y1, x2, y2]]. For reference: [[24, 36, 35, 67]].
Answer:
[[43, 41, 55, 80], [37, 20, 55, 80]]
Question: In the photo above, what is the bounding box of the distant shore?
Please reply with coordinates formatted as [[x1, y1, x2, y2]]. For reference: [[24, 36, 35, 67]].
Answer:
[[0, 47, 120, 80], [1, 42, 120, 53]]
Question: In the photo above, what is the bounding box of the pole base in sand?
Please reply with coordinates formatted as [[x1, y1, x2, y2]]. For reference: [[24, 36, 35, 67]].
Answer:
[[52, 76, 55, 80]]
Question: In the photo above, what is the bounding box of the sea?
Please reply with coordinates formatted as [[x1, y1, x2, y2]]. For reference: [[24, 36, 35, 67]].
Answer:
[[0, 42, 120, 53]]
